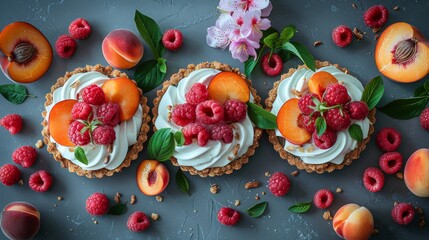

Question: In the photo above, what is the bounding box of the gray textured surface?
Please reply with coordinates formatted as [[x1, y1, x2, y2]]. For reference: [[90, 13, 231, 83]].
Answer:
[[1, 0, 429, 239]]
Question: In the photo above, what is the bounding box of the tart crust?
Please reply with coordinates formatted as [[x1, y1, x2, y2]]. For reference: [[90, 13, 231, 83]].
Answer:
[[265, 60, 376, 174], [41, 64, 151, 178], [152, 61, 263, 177]]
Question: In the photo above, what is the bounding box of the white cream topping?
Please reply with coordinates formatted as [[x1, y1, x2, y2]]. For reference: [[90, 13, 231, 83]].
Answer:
[[271, 66, 370, 165], [45, 72, 143, 171], [154, 69, 254, 170]]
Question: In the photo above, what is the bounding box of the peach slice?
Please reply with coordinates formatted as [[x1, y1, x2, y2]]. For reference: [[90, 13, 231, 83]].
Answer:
[[333, 203, 374, 240], [308, 71, 338, 99], [375, 22, 429, 83], [102, 29, 144, 69], [277, 98, 311, 145], [136, 160, 170, 196], [0, 22, 53, 83], [48, 99, 77, 147], [1, 201, 40, 240], [404, 148, 429, 197], [207, 71, 250, 104], [101, 77, 140, 121]]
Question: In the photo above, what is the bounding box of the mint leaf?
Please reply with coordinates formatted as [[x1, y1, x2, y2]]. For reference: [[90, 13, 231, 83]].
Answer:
[[379, 96, 429, 120], [288, 201, 311, 213], [174, 131, 185, 147], [158, 58, 167, 73], [108, 202, 127, 215], [283, 42, 316, 71], [244, 45, 266, 78], [176, 169, 190, 195], [148, 128, 175, 161], [74, 147, 88, 165], [279, 25, 296, 45], [425, 79, 429, 92], [263, 32, 278, 49], [134, 59, 166, 93], [278, 50, 291, 63], [247, 201, 268, 218], [348, 124, 363, 141], [315, 116, 326, 136], [415, 85, 428, 97], [361, 76, 384, 110], [0, 84, 32, 104], [134, 10, 164, 58], [247, 102, 277, 129]]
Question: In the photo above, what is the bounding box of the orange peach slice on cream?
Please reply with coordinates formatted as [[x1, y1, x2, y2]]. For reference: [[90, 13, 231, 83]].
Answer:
[[308, 71, 338, 99], [333, 203, 374, 240]]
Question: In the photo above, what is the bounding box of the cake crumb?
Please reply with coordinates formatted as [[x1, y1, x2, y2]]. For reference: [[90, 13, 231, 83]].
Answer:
[[286, 145, 295, 151], [393, 6, 400, 11], [255, 194, 260, 200], [155, 196, 163, 202], [297, 147, 304, 153], [336, 187, 343, 193], [104, 155, 110, 164], [291, 171, 299, 177], [234, 200, 241, 206], [114, 192, 121, 204], [291, 89, 302, 97], [374, 34, 380, 40], [167, 105, 172, 110], [245, 181, 260, 189], [18, 179, 24, 186], [265, 171, 271, 177], [151, 213, 159, 221], [352, 3, 357, 9], [233, 144, 240, 156], [93, 220, 98, 225], [130, 194, 136, 205], [353, 27, 364, 40], [394, 201, 398, 206], [372, 27, 381, 33], [306, 146, 315, 153], [261, 191, 266, 195], [57, 196, 63, 201], [395, 172, 404, 180], [372, 229, 379, 235], [70, 80, 80, 88], [323, 211, 331, 220], [35, 140, 44, 149], [210, 184, 219, 194], [313, 41, 322, 47]]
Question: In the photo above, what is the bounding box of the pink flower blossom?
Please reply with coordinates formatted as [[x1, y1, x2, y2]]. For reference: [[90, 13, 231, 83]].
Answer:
[[219, 0, 270, 12], [261, 1, 272, 17], [206, 26, 230, 50], [229, 37, 259, 62], [242, 10, 271, 41]]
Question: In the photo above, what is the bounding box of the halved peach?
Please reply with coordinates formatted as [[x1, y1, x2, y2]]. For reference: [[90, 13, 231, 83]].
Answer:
[[48, 99, 77, 147], [0, 22, 53, 83], [136, 160, 170, 196], [308, 71, 338, 99], [277, 98, 311, 145], [375, 22, 429, 83], [207, 71, 250, 104], [101, 77, 140, 121]]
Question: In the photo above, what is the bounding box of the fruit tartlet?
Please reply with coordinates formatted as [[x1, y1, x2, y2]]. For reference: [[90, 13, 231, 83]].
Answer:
[[265, 61, 376, 173], [153, 62, 263, 177], [41, 65, 150, 178]]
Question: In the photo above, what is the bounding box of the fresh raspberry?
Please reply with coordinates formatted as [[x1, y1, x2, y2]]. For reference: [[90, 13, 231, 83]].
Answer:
[[68, 18, 91, 40], [182, 123, 209, 146], [313, 128, 337, 149], [261, 53, 283, 77], [12, 146, 37, 168], [362, 167, 385, 192], [298, 112, 320, 134], [224, 99, 247, 122], [92, 125, 116, 145], [268, 172, 290, 197], [0, 113, 23, 134], [81, 84, 105, 105], [332, 25, 353, 48], [364, 5, 389, 29], [379, 152, 403, 174], [419, 108, 429, 131], [313, 189, 334, 209], [324, 108, 351, 131], [96, 102, 120, 127], [162, 29, 183, 51], [323, 83, 351, 106], [68, 121, 91, 146], [185, 83, 208, 105], [29, 170, 53, 192], [210, 123, 233, 143], [391, 203, 415, 225], [127, 211, 150, 232], [71, 101, 93, 121], [55, 34, 77, 59], [298, 93, 318, 116], [195, 100, 224, 125], [376, 128, 401, 152], [171, 103, 196, 127], [86, 192, 109, 216], [217, 207, 240, 226], [0, 164, 21, 186], [345, 101, 369, 120]]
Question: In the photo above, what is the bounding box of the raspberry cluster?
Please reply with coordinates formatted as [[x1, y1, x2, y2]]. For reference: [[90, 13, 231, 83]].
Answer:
[[172, 83, 248, 147]]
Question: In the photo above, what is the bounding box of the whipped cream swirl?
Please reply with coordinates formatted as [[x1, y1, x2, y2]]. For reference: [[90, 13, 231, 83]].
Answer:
[[271, 66, 371, 165], [155, 69, 254, 170], [45, 72, 143, 171]]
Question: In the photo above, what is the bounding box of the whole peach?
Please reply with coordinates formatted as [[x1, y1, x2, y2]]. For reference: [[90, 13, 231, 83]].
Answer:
[[404, 148, 429, 197], [1, 201, 40, 240], [102, 29, 144, 69], [333, 203, 374, 240]]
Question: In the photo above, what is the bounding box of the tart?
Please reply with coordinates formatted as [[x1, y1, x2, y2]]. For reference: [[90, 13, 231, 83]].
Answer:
[[41, 64, 150, 178], [152, 61, 263, 177], [265, 60, 376, 173]]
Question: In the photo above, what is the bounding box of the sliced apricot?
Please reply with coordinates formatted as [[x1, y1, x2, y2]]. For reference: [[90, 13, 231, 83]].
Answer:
[[308, 71, 338, 99], [0, 22, 53, 83], [136, 160, 170, 196], [207, 71, 250, 104], [277, 98, 311, 145], [101, 77, 140, 121], [48, 99, 77, 147]]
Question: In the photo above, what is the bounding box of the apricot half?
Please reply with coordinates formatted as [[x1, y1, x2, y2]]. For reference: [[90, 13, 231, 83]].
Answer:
[[136, 160, 170, 196], [48, 99, 77, 147], [207, 72, 250, 104], [277, 98, 311, 145], [0, 22, 53, 83], [375, 22, 429, 83], [308, 71, 338, 99]]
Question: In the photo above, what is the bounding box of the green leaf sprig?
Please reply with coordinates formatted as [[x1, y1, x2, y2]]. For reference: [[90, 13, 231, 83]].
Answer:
[[134, 10, 167, 93], [175, 169, 190, 195], [0, 84, 34, 104], [247, 201, 268, 218], [74, 147, 88, 165], [288, 201, 311, 214], [244, 25, 315, 78], [147, 128, 185, 161], [361, 76, 384, 110], [247, 102, 277, 129], [108, 202, 127, 215]]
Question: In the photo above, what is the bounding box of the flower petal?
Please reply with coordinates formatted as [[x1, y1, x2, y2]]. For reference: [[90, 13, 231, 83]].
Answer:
[[206, 26, 230, 50]]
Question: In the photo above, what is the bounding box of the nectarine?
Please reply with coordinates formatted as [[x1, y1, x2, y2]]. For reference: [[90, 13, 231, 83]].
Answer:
[[1, 201, 40, 240], [375, 22, 429, 83], [102, 29, 144, 69], [136, 160, 170, 196], [333, 203, 374, 240], [404, 148, 429, 197], [207, 72, 250, 104]]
